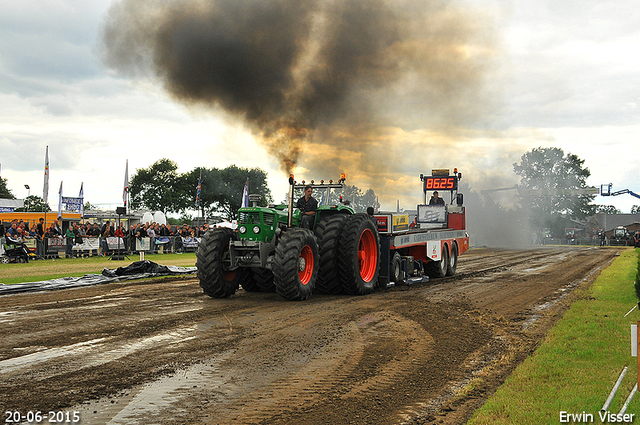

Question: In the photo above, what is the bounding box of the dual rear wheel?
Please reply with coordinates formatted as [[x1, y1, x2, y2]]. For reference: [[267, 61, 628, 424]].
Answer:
[[426, 242, 458, 278]]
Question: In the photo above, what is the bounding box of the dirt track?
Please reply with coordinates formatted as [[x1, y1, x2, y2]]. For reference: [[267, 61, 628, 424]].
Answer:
[[0, 246, 620, 424]]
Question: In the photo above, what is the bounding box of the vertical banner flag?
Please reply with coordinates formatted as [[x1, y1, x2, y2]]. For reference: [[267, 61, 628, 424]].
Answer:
[[43, 146, 49, 203], [123, 159, 129, 208], [79, 182, 84, 219], [195, 170, 202, 207], [241, 179, 249, 208], [57, 181, 63, 219]]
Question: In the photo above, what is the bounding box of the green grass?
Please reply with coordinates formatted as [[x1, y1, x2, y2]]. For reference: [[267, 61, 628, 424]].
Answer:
[[0, 253, 197, 284], [468, 248, 640, 424]]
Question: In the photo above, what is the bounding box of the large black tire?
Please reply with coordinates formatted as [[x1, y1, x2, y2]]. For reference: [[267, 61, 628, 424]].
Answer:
[[196, 228, 248, 298], [315, 214, 348, 294], [446, 243, 458, 276], [426, 243, 449, 278], [242, 277, 261, 292], [251, 267, 276, 292], [338, 214, 381, 295], [273, 229, 319, 301]]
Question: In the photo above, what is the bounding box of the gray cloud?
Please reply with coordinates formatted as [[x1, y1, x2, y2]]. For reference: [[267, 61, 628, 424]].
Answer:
[[0, 2, 109, 98]]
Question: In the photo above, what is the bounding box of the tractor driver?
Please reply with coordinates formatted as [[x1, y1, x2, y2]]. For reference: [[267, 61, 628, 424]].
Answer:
[[429, 191, 445, 205], [297, 185, 318, 229]]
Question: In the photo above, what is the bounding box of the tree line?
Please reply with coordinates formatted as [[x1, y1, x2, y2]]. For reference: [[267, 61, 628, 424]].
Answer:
[[2, 149, 639, 225], [131, 159, 380, 220], [129, 159, 273, 221]]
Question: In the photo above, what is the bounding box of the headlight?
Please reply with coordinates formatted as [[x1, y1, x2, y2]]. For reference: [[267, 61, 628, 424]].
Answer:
[[239, 226, 247, 234], [253, 226, 261, 234]]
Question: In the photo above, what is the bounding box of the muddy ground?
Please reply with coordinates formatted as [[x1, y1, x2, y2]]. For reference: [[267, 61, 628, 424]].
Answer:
[[0, 246, 620, 424]]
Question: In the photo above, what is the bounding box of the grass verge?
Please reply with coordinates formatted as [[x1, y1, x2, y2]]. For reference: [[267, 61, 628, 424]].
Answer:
[[468, 248, 640, 424], [0, 253, 197, 285]]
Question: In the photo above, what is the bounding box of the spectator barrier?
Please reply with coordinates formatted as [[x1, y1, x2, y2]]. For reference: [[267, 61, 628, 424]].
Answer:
[[0, 236, 202, 259]]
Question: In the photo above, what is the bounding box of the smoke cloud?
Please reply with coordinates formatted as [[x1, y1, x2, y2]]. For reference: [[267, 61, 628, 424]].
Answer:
[[101, 0, 499, 205]]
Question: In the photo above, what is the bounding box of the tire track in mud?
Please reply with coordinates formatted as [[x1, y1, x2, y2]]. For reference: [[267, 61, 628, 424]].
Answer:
[[191, 306, 437, 424], [0, 246, 622, 424]]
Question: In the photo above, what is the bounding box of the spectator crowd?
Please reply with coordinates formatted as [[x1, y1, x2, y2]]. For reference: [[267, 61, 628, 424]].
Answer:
[[2, 218, 213, 259]]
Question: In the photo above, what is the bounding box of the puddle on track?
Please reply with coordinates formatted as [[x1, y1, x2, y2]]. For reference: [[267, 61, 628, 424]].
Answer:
[[1, 327, 198, 376], [73, 351, 234, 425], [0, 338, 107, 373]]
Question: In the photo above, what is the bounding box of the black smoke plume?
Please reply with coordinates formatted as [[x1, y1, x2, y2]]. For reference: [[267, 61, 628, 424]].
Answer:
[[101, 0, 497, 197]]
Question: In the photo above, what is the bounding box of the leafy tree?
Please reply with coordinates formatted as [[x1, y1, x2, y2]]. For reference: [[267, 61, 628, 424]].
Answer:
[[130, 159, 184, 214], [632, 205, 640, 214], [129, 160, 273, 220], [204, 165, 273, 221], [513, 147, 596, 224], [595, 205, 621, 214], [0, 177, 15, 199], [14, 195, 51, 212]]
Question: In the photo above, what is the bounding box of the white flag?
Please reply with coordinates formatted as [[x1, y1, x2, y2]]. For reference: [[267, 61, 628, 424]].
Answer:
[[123, 159, 129, 207], [57, 181, 63, 219], [241, 179, 249, 208], [43, 146, 49, 203]]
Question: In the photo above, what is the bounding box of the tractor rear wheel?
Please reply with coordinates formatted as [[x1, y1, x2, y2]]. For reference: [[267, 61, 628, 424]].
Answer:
[[242, 278, 260, 292], [251, 267, 276, 292], [196, 228, 248, 298], [273, 229, 319, 301], [338, 214, 381, 295], [315, 214, 348, 294]]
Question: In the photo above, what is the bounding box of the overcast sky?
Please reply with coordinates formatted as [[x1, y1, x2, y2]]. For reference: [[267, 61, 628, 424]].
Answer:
[[1, 0, 639, 215]]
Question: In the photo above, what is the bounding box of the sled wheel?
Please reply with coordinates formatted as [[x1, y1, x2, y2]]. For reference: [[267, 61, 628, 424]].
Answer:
[[427, 243, 449, 278], [391, 252, 403, 284], [446, 243, 458, 276]]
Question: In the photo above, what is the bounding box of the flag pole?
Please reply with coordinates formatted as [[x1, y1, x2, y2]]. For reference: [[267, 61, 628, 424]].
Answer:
[[123, 159, 129, 215], [43, 146, 49, 232], [196, 169, 202, 221]]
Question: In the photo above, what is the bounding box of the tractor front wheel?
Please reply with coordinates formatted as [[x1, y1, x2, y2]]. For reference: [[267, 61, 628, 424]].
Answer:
[[196, 228, 248, 298]]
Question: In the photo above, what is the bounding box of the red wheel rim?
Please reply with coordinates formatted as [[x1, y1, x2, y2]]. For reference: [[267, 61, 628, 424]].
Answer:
[[222, 269, 237, 281], [298, 244, 314, 285], [357, 228, 377, 282]]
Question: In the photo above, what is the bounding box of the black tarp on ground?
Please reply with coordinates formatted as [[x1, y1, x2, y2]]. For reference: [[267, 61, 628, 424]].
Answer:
[[0, 260, 197, 295]]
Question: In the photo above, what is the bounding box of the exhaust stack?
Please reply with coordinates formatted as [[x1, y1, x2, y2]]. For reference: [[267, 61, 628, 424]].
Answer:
[[287, 174, 295, 227]]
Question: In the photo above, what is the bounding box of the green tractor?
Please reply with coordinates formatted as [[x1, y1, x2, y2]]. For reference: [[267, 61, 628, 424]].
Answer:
[[196, 175, 381, 301]]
